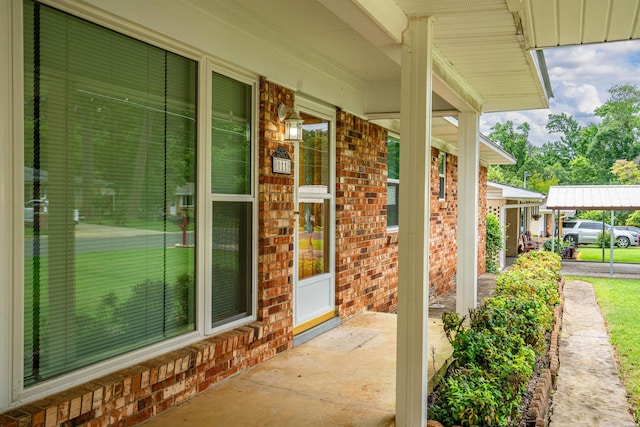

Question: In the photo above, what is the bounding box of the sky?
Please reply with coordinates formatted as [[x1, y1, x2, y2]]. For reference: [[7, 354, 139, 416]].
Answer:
[[480, 39, 640, 147]]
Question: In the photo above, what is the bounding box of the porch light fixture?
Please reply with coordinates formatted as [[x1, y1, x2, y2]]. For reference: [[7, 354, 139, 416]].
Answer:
[[278, 103, 304, 142]]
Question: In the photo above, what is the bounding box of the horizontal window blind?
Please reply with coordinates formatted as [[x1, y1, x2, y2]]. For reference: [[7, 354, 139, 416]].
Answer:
[[210, 72, 253, 327], [23, 0, 197, 386]]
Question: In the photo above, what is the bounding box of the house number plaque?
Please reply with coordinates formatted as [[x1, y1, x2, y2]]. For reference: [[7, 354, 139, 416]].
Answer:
[[272, 146, 292, 175]]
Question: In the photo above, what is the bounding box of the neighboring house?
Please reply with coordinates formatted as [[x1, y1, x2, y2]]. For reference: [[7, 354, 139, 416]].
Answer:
[[1, 1, 572, 425], [486, 182, 546, 268], [174, 183, 195, 217]]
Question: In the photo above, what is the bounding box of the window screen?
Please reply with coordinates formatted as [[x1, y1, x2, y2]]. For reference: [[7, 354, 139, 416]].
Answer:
[[387, 137, 400, 227], [23, 0, 197, 386], [438, 152, 446, 200], [210, 72, 253, 327]]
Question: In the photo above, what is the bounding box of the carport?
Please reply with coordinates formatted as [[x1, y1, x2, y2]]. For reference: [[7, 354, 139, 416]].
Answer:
[[546, 185, 640, 275]]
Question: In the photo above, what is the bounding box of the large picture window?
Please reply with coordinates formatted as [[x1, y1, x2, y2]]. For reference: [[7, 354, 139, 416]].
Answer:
[[23, 0, 197, 386]]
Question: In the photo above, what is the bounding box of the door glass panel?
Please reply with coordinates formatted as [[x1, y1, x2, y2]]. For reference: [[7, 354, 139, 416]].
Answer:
[[298, 200, 329, 280], [299, 113, 329, 189]]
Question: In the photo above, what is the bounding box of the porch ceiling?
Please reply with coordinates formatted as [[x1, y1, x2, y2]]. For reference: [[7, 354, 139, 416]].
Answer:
[[522, 0, 640, 49], [212, 0, 550, 116]]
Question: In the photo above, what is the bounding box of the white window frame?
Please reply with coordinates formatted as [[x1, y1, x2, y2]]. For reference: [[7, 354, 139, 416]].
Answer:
[[204, 60, 258, 335], [293, 95, 336, 325], [438, 151, 446, 201], [387, 133, 400, 231], [9, 0, 259, 406]]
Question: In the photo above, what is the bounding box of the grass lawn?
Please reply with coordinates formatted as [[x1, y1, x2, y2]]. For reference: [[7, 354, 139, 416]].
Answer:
[[569, 276, 640, 421], [24, 247, 195, 322], [576, 246, 640, 263]]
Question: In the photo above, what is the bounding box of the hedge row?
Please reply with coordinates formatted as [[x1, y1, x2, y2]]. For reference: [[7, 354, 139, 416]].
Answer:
[[429, 251, 562, 427]]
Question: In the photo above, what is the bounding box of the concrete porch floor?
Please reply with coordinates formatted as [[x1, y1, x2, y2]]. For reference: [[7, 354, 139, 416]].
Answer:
[[143, 275, 498, 427]]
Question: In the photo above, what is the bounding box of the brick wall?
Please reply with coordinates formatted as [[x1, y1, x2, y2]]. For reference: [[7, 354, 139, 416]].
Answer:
[[478, 166, 488, 274], [0, 325, 274, 427], [335, 110, 397, 318], [257, 77, 295, 353], [429, 149, 458, 297]]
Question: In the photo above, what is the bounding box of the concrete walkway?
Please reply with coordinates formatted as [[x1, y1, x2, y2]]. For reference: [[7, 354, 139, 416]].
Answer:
[[550, 279, 636, 426]]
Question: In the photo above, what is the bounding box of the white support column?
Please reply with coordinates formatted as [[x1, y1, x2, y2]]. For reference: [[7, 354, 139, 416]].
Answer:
[[0, 0, 14, 410], [396, 16, 433, 427], [456, 112, 479, 317]]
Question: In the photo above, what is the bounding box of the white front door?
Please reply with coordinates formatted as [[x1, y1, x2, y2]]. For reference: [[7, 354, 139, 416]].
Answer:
[[293, 100, 335, 334]]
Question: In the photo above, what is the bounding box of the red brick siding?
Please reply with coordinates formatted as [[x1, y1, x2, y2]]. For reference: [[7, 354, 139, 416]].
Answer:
[[257, 77, 295, 353], [429, 149, 458, 297], [0, 325, 272, 427], [335, 111, 397, 318]]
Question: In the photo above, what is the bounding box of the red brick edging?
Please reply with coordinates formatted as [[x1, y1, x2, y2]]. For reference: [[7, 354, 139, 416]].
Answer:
[[525, 278, 564, 427]]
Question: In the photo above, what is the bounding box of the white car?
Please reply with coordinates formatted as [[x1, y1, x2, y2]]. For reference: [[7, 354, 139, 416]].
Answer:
[[562, 219, 638, 248], [24, 199, 79, 225]]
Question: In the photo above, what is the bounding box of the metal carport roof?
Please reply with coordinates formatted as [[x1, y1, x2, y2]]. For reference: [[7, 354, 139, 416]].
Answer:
[[546, 185, 640, 275], [546, 185, 640, 210]]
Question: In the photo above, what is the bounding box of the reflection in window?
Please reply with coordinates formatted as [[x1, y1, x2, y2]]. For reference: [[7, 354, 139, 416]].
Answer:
[[298, 115, 330, 280], [211, 72, 251, 195], [210, 72, 254, 327], [387, 137, 400, 227], [298, 201, 329, 280], [23, 0, 196, 386], [300, 114, 329, 188], [439, 152, 446, 200], [211, 202, 252, 327]]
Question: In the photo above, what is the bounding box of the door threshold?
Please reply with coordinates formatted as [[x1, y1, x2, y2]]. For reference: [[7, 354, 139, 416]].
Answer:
[[293, 316, 341, 347]]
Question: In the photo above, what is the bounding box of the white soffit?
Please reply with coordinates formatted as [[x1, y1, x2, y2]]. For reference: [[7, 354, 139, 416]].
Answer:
[[211, 0, 549, 116], [394, 0, 550, 112], [547, 185, 640, 210], [523, 0, 640, 48]]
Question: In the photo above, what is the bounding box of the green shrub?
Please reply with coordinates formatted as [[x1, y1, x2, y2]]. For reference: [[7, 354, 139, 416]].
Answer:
[[430, 252, 561, 426], [485, 213, 503, 273], [430, 366, 509, 427], [543, 237, 566, 254], [596, 231, 612, 246]]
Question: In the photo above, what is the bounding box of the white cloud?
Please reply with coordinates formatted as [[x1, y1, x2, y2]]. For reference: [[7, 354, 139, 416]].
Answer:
[[481, 39, 640, 147], [559, 84, 601, 114]]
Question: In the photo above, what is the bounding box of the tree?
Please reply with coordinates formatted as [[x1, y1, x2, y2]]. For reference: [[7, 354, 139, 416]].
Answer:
[[567, 155, 599, 185], [489, 121, 535, 185], [611, 160, 640, 226], [544, 113, 587, 165], [626, 211, 640, 227], [611, 159, 640, 184], [586, 84, 640, 183]]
